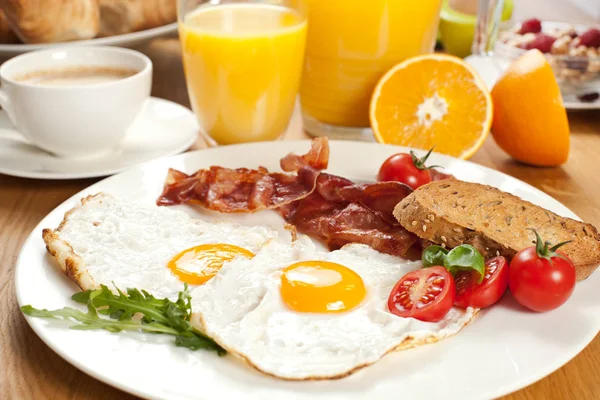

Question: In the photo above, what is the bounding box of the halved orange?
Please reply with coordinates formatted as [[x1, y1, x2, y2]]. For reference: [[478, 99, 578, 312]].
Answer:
[[370, 54, 492, 159]]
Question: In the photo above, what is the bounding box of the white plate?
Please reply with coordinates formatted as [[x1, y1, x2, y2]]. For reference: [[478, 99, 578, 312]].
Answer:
[[465, 55, 600, 110], [15, 141, 600, 400], [0, 23, 177, 60], [0, 97, 198, 180]]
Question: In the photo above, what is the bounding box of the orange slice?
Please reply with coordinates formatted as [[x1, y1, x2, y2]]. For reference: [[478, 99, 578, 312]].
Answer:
[[491, 49, 569, 166], [370, 54, 492, 159]]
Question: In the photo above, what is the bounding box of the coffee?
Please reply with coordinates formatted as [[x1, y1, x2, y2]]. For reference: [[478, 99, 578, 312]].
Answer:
[[14, 66, 139, 86]]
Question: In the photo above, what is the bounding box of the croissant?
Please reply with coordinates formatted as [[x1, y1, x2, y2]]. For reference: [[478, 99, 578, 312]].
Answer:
[[0, 0, 99, 44], [98, 0, 177, 37], [0, 10, 18, 43]]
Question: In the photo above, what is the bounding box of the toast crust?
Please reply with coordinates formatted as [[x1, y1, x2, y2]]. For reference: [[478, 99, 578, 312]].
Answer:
[[394, 180, 600, 281]]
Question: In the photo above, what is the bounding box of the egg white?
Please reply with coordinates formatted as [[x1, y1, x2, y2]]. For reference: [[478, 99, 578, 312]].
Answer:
[[49, 193, 282, 299], [46, 193, 478, 380], [190, 236, 477, 380]]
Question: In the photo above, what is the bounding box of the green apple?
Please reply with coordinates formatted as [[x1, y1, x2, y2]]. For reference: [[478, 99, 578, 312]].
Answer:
[[439, 0, 513, 58]]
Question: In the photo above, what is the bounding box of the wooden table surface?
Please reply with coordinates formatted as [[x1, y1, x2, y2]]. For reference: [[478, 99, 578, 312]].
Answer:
[[2, 4, 600, 399]]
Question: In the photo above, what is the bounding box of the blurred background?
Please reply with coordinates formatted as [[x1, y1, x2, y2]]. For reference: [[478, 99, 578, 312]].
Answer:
[[135, 0, 600, 108]]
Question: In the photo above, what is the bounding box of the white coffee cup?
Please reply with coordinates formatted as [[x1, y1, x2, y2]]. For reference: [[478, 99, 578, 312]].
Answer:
[[0, 46, 152, 158]]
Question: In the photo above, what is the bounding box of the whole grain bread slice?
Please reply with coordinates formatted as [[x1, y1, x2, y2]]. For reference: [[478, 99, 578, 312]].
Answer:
[[393, 180, 600, 281]]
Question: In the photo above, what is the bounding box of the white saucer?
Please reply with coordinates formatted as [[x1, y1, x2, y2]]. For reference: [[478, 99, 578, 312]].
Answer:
[[465, 55, 600, 110], [0, 97, 199, 180]]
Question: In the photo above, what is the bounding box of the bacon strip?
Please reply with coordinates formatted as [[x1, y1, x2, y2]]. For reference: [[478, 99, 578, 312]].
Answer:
[[337, 181, 413, 225], [280, 137, 329, 172], [157, 138, 329, 211], [157, 166, 321, 212], [156, 138, 452, 257], [278, 173, 417, 255]]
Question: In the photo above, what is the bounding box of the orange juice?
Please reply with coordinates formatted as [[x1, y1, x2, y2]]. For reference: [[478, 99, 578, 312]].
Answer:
[[300, 0, 442, 128], [180, 4, 306, 145]]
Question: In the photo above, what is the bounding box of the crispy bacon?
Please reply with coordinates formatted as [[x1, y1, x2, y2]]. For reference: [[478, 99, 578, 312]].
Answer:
[[280, 137, 329, 172], [278, 174, 417, 255], [283, 198, 418, 255], [156, 138, 453, 257], [337, 181, 412, 225], [157, 166, 320, 212], [157, 138, 329, 211], [329, 229, 417, 256]]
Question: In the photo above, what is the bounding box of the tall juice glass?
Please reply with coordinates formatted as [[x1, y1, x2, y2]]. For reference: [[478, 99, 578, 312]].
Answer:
[[178, 0, 307, 145], [300, 0, 443, 139]]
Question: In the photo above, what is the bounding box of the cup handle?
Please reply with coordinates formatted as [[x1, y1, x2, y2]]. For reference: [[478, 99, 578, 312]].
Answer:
[[0, 87, 17, 126]]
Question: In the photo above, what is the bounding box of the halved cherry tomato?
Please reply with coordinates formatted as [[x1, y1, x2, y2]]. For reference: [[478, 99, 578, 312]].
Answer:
[[454, 256, 509, 309], [509, 232, 576, 312], [388, 266, 455, 322]]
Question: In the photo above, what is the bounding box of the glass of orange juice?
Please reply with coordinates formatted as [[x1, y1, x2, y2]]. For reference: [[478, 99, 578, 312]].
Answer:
[[178, 0, 307, 145], [300, 0, 443, 140]]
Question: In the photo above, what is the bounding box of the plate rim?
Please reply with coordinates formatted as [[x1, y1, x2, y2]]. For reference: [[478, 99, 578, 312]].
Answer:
[[14, 139, 600, 400]]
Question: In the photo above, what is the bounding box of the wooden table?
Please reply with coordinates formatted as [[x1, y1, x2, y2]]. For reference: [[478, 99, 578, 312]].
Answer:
[[2, 21, 600, 400]]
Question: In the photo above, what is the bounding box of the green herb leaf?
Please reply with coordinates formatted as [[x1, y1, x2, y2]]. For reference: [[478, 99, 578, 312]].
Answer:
[[444, 244, 486, 283], [176, 333, 225, 355], [422, 245, 449, 267], [74, 285, 172, 324], [21, 304, 180, 334], [21, 284, 224, 354]]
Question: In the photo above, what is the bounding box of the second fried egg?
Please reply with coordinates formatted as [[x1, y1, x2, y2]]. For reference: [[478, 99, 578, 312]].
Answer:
[[190, 236, 477, 380]]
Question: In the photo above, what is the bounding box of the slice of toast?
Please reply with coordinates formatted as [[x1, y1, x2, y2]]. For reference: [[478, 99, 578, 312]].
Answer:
[[393, 180, 600, 281]]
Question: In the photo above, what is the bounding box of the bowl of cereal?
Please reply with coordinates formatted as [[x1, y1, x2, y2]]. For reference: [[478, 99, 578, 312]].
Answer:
[[495, 19, 600, 98]]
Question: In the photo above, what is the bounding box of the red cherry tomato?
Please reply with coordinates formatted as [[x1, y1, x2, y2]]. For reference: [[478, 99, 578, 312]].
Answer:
[[454, 256, 509, 309], [509, 232, 576, 312], [377, 148, 438, 189], [388, 266, 455, 322]]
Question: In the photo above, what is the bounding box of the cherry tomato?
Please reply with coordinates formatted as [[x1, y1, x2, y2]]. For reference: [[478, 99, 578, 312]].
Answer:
[[509, 232, 576, 312], [388, 266, 455, 322], [454, 256, 509, 309], [377, 153, 431, 189], [378, 148, 442, 189]]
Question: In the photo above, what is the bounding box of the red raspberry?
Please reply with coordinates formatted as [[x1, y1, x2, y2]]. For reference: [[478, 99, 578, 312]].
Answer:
[[579, 28, 600, 48], [578, 92, 599, 102], [524, 33, 556, 53], [518, 18, 542, 34]]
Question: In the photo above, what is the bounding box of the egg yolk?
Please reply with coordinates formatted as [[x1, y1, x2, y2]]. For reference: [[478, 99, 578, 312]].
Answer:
[[167, 243, 254, 285], [280, 261, 366, 313]]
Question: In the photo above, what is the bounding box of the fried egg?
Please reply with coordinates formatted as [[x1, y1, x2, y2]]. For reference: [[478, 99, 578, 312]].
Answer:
[[190, 236, 477, 380], [42, 193, 281, 299], [44, 193, 477, 380]]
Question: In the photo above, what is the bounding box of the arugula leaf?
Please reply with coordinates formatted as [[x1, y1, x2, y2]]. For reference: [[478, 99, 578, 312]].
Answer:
[[73, 285, 171, 324], [21, 284, 224, 354], [20, 303, 180, 334], [176, 334, 226, 355]]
